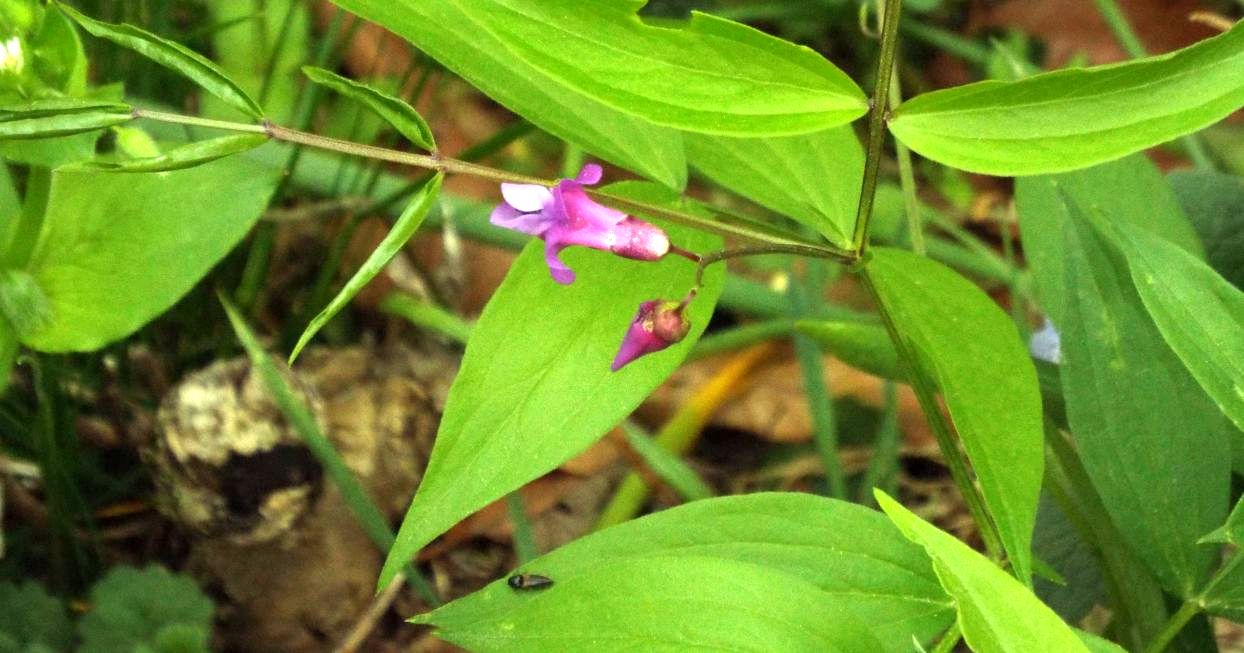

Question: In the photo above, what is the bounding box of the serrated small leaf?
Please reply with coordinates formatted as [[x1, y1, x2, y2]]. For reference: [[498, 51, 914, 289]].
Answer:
[[889, 22, 1244, 175], [57, 3, 264, 119], [290, 173, 442, 362], [78, 566, 214, 653], [303, 66, 435, 151], [876, 491, 1089, 653], [72, 133, 269, 172]]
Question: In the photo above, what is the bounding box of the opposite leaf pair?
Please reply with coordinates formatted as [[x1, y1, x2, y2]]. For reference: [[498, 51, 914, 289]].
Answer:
[[491, 163, 692, 370]]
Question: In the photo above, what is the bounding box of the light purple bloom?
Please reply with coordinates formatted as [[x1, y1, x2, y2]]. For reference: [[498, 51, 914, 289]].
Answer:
[[611, 299, 690, 372], [490, 164, 671, 284]]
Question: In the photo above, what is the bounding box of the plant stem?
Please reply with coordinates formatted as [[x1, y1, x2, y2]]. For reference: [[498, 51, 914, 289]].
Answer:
[[889, 66, 924, 256], [1143, 600, 1201, 653], [862, 270, 1006, 563], [130, 108, 855, 259], [1091, 0, 1215, 169], [851, 0, 905, 252], [929, 623, 962, 653]]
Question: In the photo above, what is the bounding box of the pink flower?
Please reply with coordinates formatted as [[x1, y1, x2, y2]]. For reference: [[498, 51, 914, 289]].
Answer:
[[490, 164, 671, 284], [611, 299, 691, 371]]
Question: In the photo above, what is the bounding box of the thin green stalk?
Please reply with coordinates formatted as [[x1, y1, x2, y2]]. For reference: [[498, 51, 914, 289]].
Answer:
[[929, 623, 962, 653], [131, 108, 853, 258], [788, 261, 846, 499], [256, 0, 299, 106], [621, 421, 714, 502], [851, 0, 905, 252], [234, 222, 276, 312], [862, 271, 1006, 563], [859, 381, 900, 505], [888, 62, 925, 256], [221, 293, 441, 606], [1, 166, 50, 269], [1091, 0, 1215, 169], [899, 20, 991, 64], [505, 492, 538, 564], [1142, 601, 1201, 653]]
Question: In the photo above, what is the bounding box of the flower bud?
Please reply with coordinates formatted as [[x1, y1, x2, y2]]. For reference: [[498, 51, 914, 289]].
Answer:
[[611, 300, 690, 372]]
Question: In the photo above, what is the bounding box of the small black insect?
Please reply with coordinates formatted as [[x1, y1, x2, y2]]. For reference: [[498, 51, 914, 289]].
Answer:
[[507, 573, 554, 591]]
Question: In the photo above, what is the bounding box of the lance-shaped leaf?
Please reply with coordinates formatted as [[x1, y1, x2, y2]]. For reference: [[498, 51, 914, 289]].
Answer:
[[420, 556, 886, 653], [69, 134, 269, 173], [1014, 155, 1203, 325], [442, 0, 866, 136], [415, 493, 953, 651], [302, 66, 435, 151], [1110, 226, 1244, 434], [20, 156, 279, 351], [327, 0, 685, 188], [685, 125, 863, 246], [794, 319, 904, 381], [1054, 207, 1228, 597], [377, 183, 723, 588], [289, 173, 443, 362], [889, 21, 1244, 175], [56, 3, 265, 119], [0, 98, 132, 139], [865, 247, 1044, 584], [876, 491, 1089, 653]]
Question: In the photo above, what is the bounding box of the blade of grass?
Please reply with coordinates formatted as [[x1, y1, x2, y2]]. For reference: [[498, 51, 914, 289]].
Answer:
[[621, 421, 714, 502], [787, 260, 846, 499], [593, 343, 775, 530], [378, 292, 472, 345], [220, 292, 441, 605], [858, 381, 901, 506], [505, 492, 537, 564]]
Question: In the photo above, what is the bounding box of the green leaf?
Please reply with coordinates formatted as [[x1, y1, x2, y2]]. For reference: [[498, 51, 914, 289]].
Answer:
[[1077, 630, 1128, 653], [56, 3, 265, 119], [21, 153, 279, 351], [290, 173, 442, 362], [71, 134, 269, 172], [875, 491, 1089, 653], [1169, 170, 1244, 289], [1201, 494, 1244, 546], [0, 581, 73, 652], [1110, 225, 1244, 434], [865, 247, 1044, 584], [1015, 155, 1203, 326], [422, 556, 887, 652], [794, 318, 904, 381], [416, 493, 952, 651], [889, 22, 1244, 175], [378, 183, 724, 588], [303, 66, 435, 151], [0, 98, 131, 139], [78, 566, 214, 653], [440, 1, 866, 136], [202, 0, 308, 123], [685, 125, 862, 246], [0, 269, 51, 339], [327, 0, 686, 188], [1054, 204, 1228, 597]]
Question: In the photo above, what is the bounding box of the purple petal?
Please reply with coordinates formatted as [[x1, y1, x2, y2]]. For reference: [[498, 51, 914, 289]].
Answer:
[[575, 163, 603, 185], [501, 183, 553, 213], [490, 203, 552, 236], [610, 218, 670, 261], [544, 239, 576, 284], [558, 182, 627, 227]]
